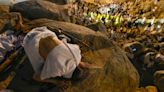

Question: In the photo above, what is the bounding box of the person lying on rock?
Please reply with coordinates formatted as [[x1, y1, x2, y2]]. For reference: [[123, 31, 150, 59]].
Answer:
[[23, 26, 96, 87]]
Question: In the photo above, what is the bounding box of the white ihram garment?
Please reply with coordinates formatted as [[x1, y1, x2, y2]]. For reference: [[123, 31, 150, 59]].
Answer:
[[23, 27, 81, 80]]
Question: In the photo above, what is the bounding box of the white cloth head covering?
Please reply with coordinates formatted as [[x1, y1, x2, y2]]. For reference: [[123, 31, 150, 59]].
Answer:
[[23, 26, 81, 80], [41, 41, 81, 80]]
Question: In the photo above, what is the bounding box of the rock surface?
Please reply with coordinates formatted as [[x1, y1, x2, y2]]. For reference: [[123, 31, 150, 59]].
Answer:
[[10, 0, 73, 21], [0, 6, 23, 33], [23, 19, 139, 92], [154, 70, 164, 92]]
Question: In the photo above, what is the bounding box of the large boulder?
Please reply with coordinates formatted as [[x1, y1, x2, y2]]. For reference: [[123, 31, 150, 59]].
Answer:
[[10, 1, 58, 20], [0, 6, 23, 33], [22, 19, 139, 92], [82, 0, 111, 4], [47, 0, 77, 5], [10, 0, 74, 21], [0, 0, 29, 5], [154, 70, 164, 92]]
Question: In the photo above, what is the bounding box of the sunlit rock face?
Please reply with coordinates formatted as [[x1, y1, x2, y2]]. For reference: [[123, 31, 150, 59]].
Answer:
[[10, 0, 72, 21], [82, 0, 111, 4], [25, 19, 140, 92], [48, 0, 76, 4], [0, 6, 23, 33], [0, 0, 29, 5]]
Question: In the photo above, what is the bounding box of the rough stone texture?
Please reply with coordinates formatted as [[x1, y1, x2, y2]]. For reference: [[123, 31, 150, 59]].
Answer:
[[0, 5, 9, 13], [0, 5, 9, 33], [47, 0, 67, 5], [10, 1, 58, 20], [154, 70, 164, 92], [47, 0, 76, 5], [82, 0, 111, 4], [23, 19, 139, 92], [10, 0, 73, 21], [0, 6, 23, 33]]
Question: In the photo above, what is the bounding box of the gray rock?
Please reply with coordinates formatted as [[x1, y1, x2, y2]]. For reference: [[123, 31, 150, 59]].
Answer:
[[123, 42, 145, 56], [47, 0, 76, 5], [154, 70, 164, 92], [23, 19, 139, 92], [10, 0, 73, 21], [10, 1, 58, 20], [0, 11, 23, 33]]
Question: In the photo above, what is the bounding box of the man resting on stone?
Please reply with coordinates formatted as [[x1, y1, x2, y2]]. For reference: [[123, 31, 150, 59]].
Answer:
[[23, 26, 92, 87]]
